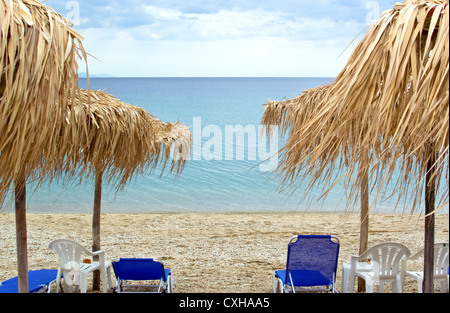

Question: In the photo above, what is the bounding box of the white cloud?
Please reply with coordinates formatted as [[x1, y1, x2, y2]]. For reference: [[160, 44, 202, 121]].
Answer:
[[81, 33, 353, 77], [129, 6, 364, 42], [143, 5, 182, 20], [44, 0, 385, 77]]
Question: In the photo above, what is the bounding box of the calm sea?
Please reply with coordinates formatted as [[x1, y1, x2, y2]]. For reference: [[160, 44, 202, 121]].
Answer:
[[2, 78, 448, 214]]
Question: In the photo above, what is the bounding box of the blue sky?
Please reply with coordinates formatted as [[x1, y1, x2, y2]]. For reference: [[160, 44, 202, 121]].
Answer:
[[44, 0, 396, 77]]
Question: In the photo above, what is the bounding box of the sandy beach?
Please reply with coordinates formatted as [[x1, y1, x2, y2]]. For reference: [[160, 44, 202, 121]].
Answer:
[[0, 212, 448, 293]]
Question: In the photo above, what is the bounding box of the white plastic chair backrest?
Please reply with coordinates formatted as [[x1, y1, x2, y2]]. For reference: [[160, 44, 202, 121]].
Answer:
[[49, 239, 92, 271], [354, 243, 411, 278], [410, 243, 449, 277]]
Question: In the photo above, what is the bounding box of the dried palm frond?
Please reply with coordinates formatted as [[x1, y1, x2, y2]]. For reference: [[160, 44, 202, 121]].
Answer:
[[56, 89, 191, 189], [262, 0, 449, 212], [0, 0, 87, 205], [263, 84, 334, 138], [263, 83, 356, 202]]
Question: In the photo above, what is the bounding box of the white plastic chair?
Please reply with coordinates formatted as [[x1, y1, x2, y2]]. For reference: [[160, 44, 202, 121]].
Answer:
[[405, 243, 448, 293], [342, 242, 410, 293], [49, 239, 112, 293]]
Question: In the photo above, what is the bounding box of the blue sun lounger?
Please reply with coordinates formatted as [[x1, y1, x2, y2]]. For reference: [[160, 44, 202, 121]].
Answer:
[[273, 235, 340, 293], [0, 269, 59, 293], [112, 258, 173, 293]]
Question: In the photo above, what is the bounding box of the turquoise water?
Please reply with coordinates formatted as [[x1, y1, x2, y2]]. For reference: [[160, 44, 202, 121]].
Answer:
[[2, 78, 448, 214]]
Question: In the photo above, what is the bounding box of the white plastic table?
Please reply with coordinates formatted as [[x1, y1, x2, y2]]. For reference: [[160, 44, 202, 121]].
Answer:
[[341, 261, 373, 293]]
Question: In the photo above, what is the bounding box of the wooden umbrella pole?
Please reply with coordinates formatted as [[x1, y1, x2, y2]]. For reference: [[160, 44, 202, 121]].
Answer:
[[358, 146, 369, 292], [359, 173, 369, 255], [92, 167, 103, 291], [423, 150, 437, 293], [14, 174, 28, 293]]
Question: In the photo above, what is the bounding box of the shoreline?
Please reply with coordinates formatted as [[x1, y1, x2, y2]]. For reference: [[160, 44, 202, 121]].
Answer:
[[1, 212, 449, 293], [2, 206, 447, 215]]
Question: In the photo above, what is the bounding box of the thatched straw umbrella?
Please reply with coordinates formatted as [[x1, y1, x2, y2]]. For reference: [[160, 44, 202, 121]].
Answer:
[[61, 89, 190, 185], [263, 0, 448, 292], [1, 0, 88, 292], [60, 89, 191, 290], [264, 83, 374, 291]]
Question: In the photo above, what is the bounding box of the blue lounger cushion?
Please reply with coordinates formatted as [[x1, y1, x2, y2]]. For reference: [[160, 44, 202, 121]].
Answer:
[[113, 258, 170, 282], [274, 269, 332, 287], [0, 269, 59, 293], [273, 235, 340, 292]]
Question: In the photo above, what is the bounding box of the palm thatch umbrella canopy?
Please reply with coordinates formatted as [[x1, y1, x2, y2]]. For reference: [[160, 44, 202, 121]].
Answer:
[[263, 0, 448, 292], [1, 0, 88, 292], [61, 89, 191, 185], [61, 89, 191, 290]]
